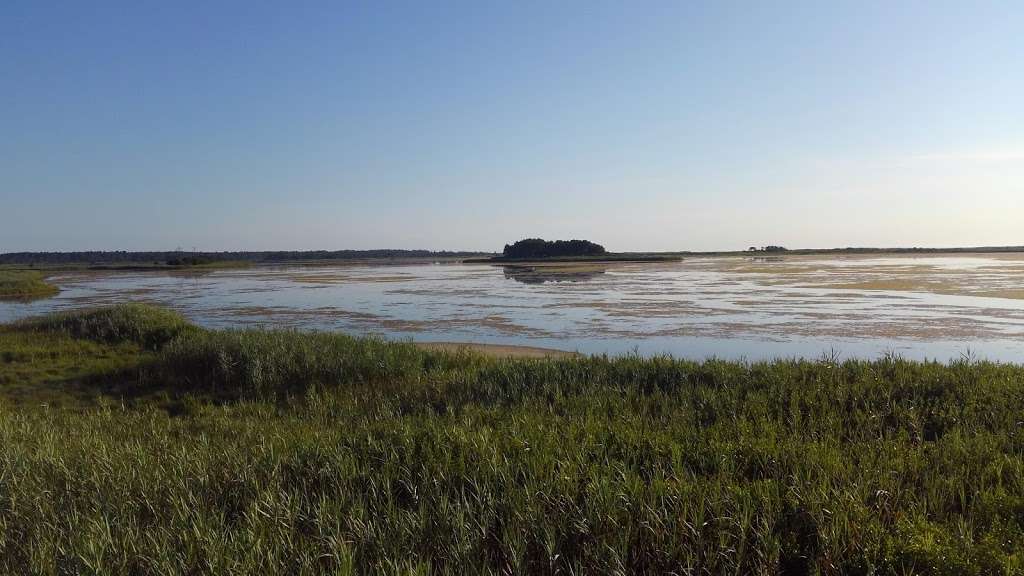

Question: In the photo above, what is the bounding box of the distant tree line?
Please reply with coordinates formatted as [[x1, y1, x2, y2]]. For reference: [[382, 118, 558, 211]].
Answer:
[[0, 250, 491, 265], [502, 239, 606, 259], [165, 256, 216, 266], [748, 245, 788, 253]]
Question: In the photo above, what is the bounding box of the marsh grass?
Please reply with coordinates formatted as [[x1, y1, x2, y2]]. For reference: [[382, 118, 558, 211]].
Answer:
[[1, 304, 1023, 574], [0, 328, 149, 407], [14, 303, 193, 350], [0, 270, 59, 300]]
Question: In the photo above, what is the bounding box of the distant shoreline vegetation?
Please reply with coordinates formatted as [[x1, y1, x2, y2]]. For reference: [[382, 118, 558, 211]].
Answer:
[[0, 249, 493, 266], [2, 245, 1024, 267]]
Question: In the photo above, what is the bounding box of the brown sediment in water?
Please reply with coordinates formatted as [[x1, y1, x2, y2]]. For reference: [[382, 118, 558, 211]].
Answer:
[[803, 280, 937, 292], [803, 282, 1024, 300], [288, 274, 414, 284], [693, 255, 1024, 300], [377, 314, 554, 337], [388, 287, 495, 298], [9, 255, 1024, 349], [975, 290, 1024, 300]]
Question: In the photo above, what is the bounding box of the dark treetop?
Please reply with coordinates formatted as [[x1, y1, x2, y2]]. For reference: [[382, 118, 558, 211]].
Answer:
[[502, 239, 606, 259]]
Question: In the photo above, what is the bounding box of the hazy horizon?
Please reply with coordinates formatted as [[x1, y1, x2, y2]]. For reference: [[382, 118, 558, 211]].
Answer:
[[4, 1, 1022, 253], [5, 242, 1024, 256]]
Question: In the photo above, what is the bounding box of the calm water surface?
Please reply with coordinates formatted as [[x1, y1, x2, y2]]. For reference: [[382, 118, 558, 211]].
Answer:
[[3, 255, 1024, 362]]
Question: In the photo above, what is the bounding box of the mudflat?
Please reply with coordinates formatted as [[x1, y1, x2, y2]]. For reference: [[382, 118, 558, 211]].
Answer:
[[3, 253, 1024, 361]]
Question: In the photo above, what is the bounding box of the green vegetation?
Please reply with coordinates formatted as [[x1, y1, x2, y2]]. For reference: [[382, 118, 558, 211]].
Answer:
[[1, 305, 1024, 574], [0, 329, 148, 407], [474, 239, 681, 264], [0, 270, 59, 300], [14, 303, 193, 349], [502, 238, 607, 259], [82, 259, 253, 271], [0, 249, 491, 267]]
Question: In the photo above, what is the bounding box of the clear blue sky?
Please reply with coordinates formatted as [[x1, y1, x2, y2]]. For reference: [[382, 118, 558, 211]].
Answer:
[[2, 1, 1022, 252]]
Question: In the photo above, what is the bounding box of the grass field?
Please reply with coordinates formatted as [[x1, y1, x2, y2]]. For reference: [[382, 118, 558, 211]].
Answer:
[[1, 305, 1023, 574], [0, 270, 59, 300]]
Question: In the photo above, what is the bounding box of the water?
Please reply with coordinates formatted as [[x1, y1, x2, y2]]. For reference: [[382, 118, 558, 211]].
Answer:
[[3, 254, 1024, 362]]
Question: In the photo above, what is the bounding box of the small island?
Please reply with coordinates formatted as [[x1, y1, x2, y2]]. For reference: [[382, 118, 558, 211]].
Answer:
[[467, 238, 683, 263], [503, 238, 607, 259]]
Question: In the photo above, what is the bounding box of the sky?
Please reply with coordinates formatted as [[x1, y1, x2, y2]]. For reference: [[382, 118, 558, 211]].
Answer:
[[2, 1, 1022, 253]]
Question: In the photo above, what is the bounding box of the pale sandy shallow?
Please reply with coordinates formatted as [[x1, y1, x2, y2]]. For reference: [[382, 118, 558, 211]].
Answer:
[[414, 342, 579, 359]]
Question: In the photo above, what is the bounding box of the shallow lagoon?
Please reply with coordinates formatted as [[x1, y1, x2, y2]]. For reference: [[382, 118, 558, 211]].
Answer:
[[3, 254, 1024, 362]]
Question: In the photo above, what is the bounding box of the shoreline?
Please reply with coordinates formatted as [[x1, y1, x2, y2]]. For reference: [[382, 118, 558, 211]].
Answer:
[[414, 341, 579, 359], [6, 247, 1024, 271]]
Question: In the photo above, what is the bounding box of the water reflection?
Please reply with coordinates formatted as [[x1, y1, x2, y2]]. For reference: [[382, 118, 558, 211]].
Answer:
[[749, 257, 786, 263], [2, 256, 1024, 362], [502, 265, 607, 285]]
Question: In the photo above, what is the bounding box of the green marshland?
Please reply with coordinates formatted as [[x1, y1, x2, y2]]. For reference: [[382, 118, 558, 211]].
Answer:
[[0, 304, 1022, 574]]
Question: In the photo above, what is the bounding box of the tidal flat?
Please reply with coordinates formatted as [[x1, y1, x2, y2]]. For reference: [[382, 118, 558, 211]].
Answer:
[[2, 254, 1023, 361]]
